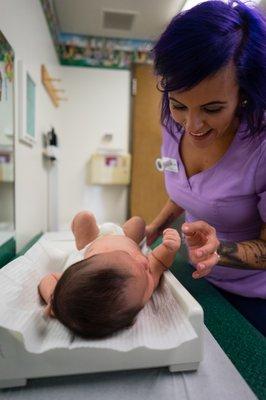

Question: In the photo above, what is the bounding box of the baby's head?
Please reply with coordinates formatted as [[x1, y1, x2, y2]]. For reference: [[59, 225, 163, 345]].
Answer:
[[51, 250, 154, 339]]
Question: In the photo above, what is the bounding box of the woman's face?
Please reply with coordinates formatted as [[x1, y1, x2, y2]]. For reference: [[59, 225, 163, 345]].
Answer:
[[168, 63, 240, 148]]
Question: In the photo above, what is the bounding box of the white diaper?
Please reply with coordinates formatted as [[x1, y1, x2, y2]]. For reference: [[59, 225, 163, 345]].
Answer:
[[97, 222, 124, 237]]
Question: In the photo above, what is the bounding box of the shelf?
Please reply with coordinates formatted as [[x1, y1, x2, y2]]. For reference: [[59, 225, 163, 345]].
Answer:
[[41, 65, 66, 107]]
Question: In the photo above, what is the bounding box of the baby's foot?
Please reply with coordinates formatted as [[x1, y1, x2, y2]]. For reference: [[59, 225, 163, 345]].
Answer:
[[71, 211, 99, 250]]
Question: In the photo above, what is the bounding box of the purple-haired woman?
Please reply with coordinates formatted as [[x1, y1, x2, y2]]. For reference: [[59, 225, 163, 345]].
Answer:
[[146, 0, 266, 335]]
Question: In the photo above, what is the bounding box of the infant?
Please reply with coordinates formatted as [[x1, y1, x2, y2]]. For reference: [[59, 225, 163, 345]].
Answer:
[[38, 211, 181, 339]]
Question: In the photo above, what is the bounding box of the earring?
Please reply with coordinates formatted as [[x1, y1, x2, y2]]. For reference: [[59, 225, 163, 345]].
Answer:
[[241, 99, 248, 107]]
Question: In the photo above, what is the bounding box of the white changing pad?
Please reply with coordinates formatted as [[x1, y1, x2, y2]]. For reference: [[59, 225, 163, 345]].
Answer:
[[0, 234, 197, 354]]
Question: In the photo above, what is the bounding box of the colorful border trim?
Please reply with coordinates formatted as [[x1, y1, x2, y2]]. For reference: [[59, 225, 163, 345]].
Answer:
[[59, 33, 153, 69], [40, 0, 154, 69]]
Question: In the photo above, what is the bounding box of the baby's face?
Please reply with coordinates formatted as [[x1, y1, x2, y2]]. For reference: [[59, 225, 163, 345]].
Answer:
[[84, 236, 155, 306]]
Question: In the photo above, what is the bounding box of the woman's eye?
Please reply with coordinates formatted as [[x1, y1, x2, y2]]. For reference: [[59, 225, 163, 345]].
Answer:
[[204, 108, 223, 114], [170, 104, 224, 114], [171, 105, 186, 111]]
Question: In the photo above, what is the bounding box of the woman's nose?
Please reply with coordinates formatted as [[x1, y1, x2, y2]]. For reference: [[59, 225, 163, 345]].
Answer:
[[184, 112, 204, 133]]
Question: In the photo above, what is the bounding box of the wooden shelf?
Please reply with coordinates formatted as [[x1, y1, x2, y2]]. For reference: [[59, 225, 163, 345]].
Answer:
[[41, 65, 67, 107]]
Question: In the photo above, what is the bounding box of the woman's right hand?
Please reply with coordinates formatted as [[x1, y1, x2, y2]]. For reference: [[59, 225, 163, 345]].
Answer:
[[146, 224, 160, 246], [145, 224, 163, 246], [145, 199, 184, 246]]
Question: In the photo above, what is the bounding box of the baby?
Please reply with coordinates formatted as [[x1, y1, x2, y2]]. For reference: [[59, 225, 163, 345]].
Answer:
[[38, 211, 181, 339]]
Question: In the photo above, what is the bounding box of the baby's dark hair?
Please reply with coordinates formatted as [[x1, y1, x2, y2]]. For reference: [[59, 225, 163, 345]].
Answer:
[[51, 254, 143, 339]]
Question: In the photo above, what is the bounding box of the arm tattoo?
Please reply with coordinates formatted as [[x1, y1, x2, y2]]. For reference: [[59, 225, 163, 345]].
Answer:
[[218, 240, 266, 270]]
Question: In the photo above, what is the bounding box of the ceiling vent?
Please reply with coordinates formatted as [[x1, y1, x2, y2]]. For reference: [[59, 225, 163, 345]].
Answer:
[[102, 10, 137, 31]]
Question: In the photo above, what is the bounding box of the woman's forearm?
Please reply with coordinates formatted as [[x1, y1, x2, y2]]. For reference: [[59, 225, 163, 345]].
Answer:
[[218, 239, 266, 270], [151, 199, 183, 232]]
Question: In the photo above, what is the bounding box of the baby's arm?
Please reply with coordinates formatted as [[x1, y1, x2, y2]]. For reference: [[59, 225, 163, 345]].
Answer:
[[148, 229, 181, 288], [38, 273, 62, 317]]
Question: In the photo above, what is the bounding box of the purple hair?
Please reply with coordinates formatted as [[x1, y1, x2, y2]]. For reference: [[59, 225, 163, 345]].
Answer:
[[153, 0, 266, 137]]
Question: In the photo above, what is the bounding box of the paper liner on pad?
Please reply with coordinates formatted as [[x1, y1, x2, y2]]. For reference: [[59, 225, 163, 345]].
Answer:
[[0, 237, 197, 353]]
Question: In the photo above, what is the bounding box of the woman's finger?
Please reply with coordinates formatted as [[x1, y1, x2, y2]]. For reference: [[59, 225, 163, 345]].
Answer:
[[196, 239, 220, 258], [197, 252, 220, 269], [183, 231, 206, 248], [182, 220, 216, 235], [192, 266, 213, 279], [181, 226, 206, 247], [192, 252, 220, 278]]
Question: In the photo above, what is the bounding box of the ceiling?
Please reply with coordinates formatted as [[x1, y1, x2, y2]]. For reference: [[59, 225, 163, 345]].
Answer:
[[53, 0, 186, 40]]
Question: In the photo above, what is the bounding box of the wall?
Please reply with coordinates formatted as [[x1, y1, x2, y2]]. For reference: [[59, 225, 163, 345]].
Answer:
[[0, 0, 61, 250], [57, 66, 131, 228], [0, 1, 131, 248]]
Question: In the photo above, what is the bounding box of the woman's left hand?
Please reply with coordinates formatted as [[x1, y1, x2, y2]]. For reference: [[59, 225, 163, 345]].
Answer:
[[181, 220, 220, 279]]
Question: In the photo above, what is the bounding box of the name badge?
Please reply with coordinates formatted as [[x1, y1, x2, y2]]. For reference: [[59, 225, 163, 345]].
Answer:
[[155, 157, 179, 173]]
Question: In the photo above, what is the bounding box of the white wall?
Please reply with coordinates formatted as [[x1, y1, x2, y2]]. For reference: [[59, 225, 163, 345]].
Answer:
[[0, 0, 61, 250], [58, 66, 131, 229]]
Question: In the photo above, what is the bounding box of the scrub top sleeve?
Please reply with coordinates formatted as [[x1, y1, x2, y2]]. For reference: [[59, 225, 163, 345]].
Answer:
[[255, 139, 266, 222]]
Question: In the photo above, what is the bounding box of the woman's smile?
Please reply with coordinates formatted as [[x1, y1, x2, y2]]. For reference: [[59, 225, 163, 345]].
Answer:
[[188, 128, 213, 138]]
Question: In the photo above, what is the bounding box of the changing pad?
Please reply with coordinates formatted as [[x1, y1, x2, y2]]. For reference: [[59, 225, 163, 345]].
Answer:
[[0, 235, 197, 354]]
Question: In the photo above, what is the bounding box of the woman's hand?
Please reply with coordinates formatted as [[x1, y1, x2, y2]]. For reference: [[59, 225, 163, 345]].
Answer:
[[146, 224, 161, 246], [145, 200, 184, 246], [181, 221, 220, 279]]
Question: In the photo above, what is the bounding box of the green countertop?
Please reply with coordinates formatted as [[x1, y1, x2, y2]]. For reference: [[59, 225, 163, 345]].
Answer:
[[170, 253, 266, 400]]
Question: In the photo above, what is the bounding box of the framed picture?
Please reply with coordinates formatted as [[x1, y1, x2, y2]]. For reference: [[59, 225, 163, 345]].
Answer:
[[18, 60, 36, 145]]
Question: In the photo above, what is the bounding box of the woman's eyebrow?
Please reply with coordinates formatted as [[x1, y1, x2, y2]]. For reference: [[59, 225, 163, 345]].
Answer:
[[168, 97, 227, 106]]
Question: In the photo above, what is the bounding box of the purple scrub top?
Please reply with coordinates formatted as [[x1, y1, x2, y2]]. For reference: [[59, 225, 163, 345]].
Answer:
[[161, 122, 266, 298]]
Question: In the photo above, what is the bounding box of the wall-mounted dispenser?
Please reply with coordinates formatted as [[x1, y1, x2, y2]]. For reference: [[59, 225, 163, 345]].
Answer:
[[87, 153, 131, 185], [43, 127, 59, 161]]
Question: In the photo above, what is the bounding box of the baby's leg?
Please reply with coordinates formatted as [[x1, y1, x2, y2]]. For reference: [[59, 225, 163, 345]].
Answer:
[[71, 211, 100, 250], [122, 216, 146, 244]]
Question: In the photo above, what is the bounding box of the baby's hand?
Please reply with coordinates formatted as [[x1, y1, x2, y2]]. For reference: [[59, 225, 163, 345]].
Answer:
[[162, 229, 181, 252]]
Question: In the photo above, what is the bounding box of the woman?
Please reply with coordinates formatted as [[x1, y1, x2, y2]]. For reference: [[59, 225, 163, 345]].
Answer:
[[146, 0, 266, 335]]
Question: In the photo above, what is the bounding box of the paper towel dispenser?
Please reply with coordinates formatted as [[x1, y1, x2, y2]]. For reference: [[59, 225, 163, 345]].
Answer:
[[87, 153, 131, 185]]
